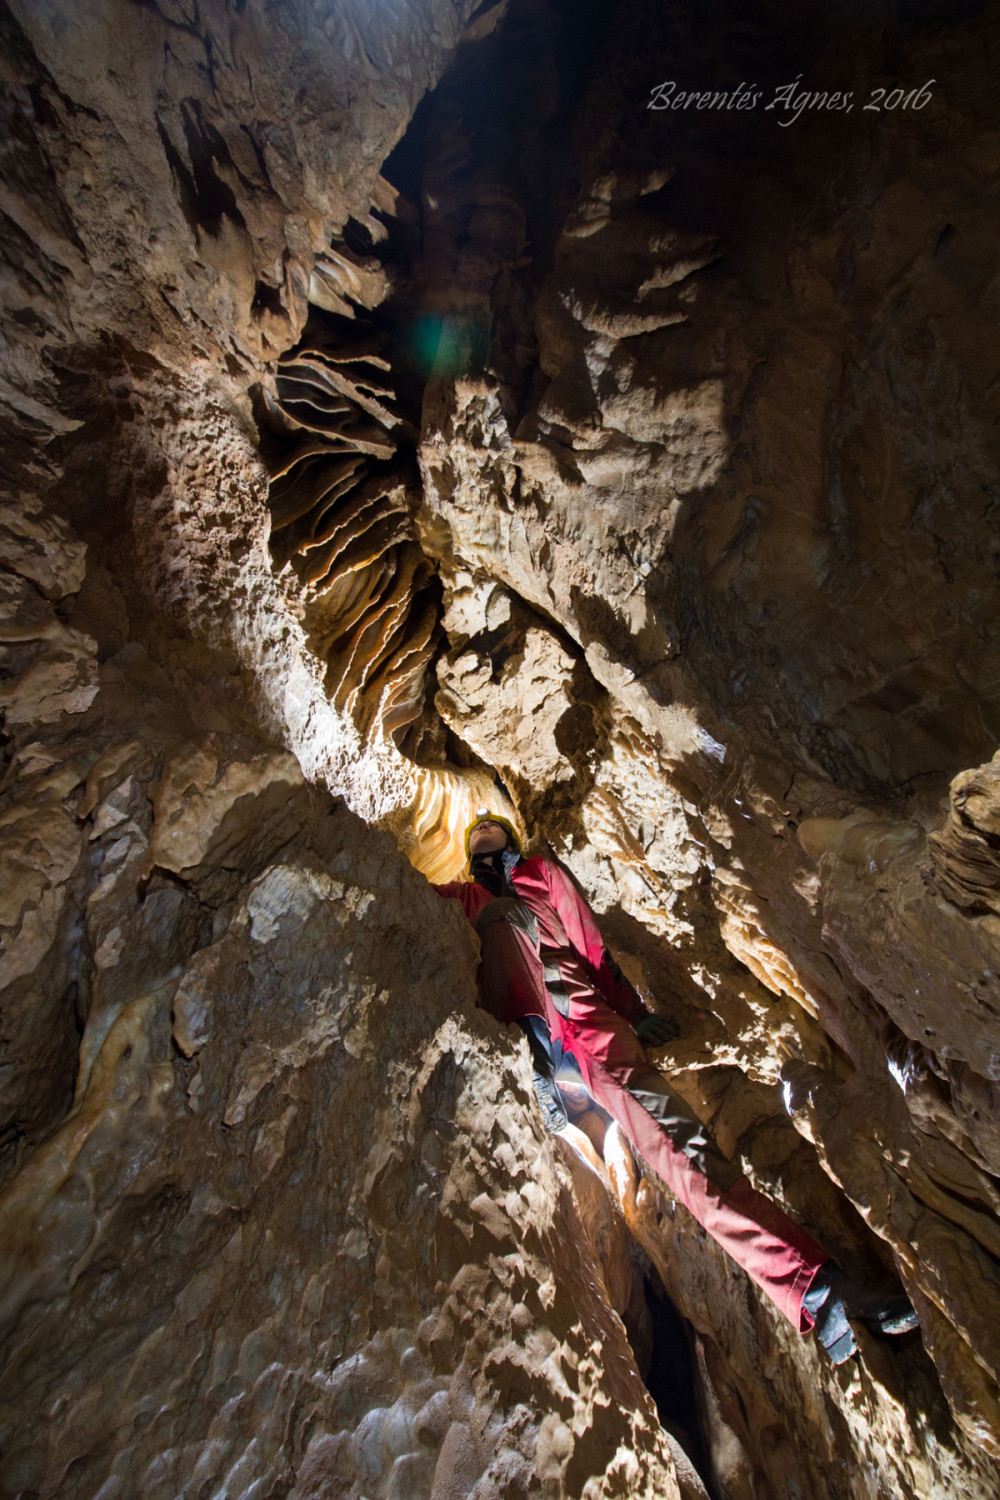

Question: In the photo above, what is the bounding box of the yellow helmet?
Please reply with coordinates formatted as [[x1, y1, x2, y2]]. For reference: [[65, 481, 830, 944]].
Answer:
[[464, 809, 522, 860]]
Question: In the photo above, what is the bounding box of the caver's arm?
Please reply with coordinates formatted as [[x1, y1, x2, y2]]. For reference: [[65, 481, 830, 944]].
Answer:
[[432, 879, 464, 900], [431, 879, 482, 923]]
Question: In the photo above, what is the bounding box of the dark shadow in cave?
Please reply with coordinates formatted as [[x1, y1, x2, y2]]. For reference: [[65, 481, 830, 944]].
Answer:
[[559, 1078, 719, 1493], [641, 1272, 720, 1499]]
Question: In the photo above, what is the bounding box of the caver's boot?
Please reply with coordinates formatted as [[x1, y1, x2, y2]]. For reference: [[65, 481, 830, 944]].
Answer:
[[804, 1264, 921, 1364], [532, 1069, 569, 1135]]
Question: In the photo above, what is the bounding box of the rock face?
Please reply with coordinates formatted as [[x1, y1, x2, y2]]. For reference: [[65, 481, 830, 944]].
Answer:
[[0, 746, 683, 1499], [2, 0, 1000, 1497], [411, 0, 1000, 1485]]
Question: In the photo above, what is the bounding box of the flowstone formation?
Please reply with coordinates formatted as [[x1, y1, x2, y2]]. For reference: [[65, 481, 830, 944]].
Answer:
[[1, 0, 1000, 1497]]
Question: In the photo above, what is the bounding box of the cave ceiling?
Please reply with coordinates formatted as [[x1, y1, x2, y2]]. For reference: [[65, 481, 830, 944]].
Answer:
[[2, 0, 1000, 1496]]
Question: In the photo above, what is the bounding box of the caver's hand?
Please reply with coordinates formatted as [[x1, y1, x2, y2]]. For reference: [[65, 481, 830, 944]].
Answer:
[[635, 1011, 680, 1048]]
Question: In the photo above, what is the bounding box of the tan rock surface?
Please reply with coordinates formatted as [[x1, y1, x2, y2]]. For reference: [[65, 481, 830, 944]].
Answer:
[[0, 792, 685, 1500], [405, 0, 1000, 1485], [607, 1127, 999, 1498], [143, 731, 310, 898], [2, 0, 1000, 1495]]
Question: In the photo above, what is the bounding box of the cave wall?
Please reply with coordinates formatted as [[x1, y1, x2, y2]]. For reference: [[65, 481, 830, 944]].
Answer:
[[1, 726, 684, 1497], [0, 4, 692, 1496], [414, 0, 1000, 1480], [2, 0, 1000, 1497]]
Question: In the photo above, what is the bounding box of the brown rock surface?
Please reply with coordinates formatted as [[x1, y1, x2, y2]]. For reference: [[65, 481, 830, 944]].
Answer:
[[2, 0, 1000, 1495], [0, 788, 683, 1498]]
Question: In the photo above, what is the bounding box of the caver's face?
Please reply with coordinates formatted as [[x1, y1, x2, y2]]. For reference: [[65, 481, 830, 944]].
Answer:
[[468, 820, 510, 856]]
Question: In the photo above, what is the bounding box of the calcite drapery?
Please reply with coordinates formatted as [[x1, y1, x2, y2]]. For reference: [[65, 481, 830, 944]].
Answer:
[[261, 287, 443, 745]]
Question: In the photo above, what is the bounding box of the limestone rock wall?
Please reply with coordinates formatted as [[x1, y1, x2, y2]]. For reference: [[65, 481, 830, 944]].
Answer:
[[0, 4, 689, 1497], [411, 0, 1000, 1488], [0, 716, 685, 1498], [2, 0, 1000, 1497]]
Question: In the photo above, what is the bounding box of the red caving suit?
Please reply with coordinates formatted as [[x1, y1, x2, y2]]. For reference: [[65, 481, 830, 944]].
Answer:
[[435, 854, 827, 1331]]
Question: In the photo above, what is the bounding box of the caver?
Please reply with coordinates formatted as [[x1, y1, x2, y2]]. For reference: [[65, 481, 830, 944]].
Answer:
[[434, 811, 921, 1364]]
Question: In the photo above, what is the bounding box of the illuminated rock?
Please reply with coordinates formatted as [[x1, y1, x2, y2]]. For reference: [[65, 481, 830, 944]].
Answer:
[[1, 0, 999, 1495]]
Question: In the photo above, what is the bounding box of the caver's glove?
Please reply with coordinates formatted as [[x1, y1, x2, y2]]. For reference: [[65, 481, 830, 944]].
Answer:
[[635, 1011, 680, 1048]]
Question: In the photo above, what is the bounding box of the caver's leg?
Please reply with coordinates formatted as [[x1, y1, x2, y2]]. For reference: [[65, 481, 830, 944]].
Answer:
[[475, 917, 573, 1132], [516, 1014, 570, 1134], [476, 909, 560, 1030], [561, 997, 828, 1330]]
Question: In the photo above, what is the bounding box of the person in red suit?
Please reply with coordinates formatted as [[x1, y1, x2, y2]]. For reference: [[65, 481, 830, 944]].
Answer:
[[434, 810, 919, 1364]]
